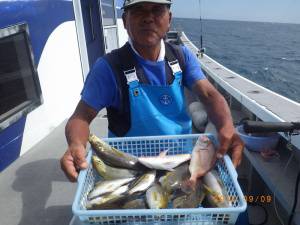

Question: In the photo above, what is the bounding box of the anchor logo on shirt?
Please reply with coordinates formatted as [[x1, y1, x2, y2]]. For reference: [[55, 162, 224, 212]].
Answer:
[[160, 94, 172, 105]]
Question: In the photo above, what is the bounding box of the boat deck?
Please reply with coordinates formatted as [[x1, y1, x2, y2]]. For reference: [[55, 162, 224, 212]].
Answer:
[[0, 112, 108, 225]]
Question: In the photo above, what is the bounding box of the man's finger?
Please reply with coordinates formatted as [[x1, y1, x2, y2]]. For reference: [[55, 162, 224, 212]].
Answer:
[[231, 134, 244, 168], [60, 153, 78, 182], [231, 143, 244, 168], [72, 148, 88, 169], [63, 164, 78, 182], [216, 133, 232, 158]]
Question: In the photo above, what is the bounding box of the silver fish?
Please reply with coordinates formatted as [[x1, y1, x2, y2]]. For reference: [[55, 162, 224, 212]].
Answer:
[[128, 170, 156, 195], [146, 183, 169, 209], [189, 135, 215, 188], [86, 184, 129, 209], [159, 162, 190, 194], [138, 154, 191, 171], [89, 134, 141, 170], [92, 155, 139, 180], [88, 177, 135, 200], [203, 170, 231, 208]]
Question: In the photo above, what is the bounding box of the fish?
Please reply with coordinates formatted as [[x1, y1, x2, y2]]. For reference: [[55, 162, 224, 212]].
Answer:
[[128, 170, 156, 195], [158, 162, 190, 194], [89, 134, 142, 170], [86, 184, 129, 209], [172, 181, 205, 208], [146, 183, 169, 209], [92, 155, 139, 180], [88, 177, 135, 200], [138, 154, 191, 171], [202, 170, 231, 208], [189, 135, 215, 189], [122, 198, 147, 209]]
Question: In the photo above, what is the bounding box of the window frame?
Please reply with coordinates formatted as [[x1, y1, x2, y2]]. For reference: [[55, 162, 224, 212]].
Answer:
[[0, 23, 43, 131]]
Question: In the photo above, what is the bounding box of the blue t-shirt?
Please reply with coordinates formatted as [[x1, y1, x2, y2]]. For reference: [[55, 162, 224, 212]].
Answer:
[[81, 45, 206, 112]]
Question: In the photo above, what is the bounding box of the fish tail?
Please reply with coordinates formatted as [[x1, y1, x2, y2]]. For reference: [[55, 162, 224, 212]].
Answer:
[[86, 202, 93, 209], [203, 184, 224, 204]]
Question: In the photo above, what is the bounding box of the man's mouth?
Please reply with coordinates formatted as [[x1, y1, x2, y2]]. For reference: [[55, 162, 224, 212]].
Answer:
[[141, 28, 156, 33]]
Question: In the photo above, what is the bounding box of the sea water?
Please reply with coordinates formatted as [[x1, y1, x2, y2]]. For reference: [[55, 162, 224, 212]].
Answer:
[[172, 18, 300, 103]]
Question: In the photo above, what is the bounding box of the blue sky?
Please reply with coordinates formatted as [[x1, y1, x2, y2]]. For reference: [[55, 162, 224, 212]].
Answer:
[[172, 0, 300, 24]]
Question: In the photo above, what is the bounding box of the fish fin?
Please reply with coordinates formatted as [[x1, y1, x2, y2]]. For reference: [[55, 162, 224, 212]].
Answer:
[[137, 158, 155, 169], [158, 149, 169, 157], [128, 174, 143, 191], [165, 167, 175, 172]]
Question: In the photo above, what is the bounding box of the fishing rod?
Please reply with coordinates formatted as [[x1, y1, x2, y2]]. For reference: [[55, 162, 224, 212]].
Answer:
[[243, 120, 300, 134], [198, 0, 205, 57]]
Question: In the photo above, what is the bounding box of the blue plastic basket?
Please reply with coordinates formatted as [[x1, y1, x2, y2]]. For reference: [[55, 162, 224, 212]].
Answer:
[[236, 125, 280, 152], [72, 134, 247, 225]]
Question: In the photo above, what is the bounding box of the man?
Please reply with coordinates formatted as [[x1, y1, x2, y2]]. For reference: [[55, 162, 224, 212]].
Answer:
[[60, 0, 244, 182]]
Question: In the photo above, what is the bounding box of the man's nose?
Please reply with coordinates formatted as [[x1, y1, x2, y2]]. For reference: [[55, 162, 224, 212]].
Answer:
[[142, 10, 155, 23]]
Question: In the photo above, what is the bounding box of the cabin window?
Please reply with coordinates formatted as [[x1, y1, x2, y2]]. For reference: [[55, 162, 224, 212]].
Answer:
[[0, 23, 42, 130], [101, 0, 116, 26], [100, 0, 119, 53]]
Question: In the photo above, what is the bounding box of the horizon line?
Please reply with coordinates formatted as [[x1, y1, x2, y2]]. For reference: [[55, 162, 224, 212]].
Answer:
[[173, 17, 300, 25]]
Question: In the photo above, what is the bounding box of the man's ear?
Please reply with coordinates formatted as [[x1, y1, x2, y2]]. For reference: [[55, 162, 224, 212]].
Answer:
[[122, 12, 127, 29], [168, 11, 172, 30]]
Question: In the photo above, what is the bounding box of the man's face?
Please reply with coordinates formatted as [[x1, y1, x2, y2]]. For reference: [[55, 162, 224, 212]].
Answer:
[[123, 3, 172, 48]]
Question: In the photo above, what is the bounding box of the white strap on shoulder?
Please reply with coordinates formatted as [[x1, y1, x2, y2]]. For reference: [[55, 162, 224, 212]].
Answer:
[[124, 68, 139, 84], [168, 60, 182, 74]]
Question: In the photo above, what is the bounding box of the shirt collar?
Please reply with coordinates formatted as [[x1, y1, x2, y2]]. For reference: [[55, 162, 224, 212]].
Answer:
[[128, 38, 165, 62]]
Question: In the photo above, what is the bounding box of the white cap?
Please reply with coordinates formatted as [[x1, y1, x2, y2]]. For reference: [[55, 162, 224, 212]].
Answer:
[[122, 0, 172, 9]]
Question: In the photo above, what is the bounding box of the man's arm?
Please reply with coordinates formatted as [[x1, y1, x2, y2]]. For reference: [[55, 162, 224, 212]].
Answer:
[[60, 100, 98, 182], [192, 79, 244, 167]]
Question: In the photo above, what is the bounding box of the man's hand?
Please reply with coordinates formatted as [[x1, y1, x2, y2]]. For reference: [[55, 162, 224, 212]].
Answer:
[[61, 100, 97, 182], [60, 144, 88, 182], [216, 129, 244, 168]]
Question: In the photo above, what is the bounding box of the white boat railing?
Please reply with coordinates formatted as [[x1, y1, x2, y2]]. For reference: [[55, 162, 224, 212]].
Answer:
[[180, 31, 300, 149]]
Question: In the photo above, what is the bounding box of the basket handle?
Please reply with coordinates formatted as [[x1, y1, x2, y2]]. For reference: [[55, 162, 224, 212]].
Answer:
[[77, 150, 92, 183], [224, 155, 238, 180]]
